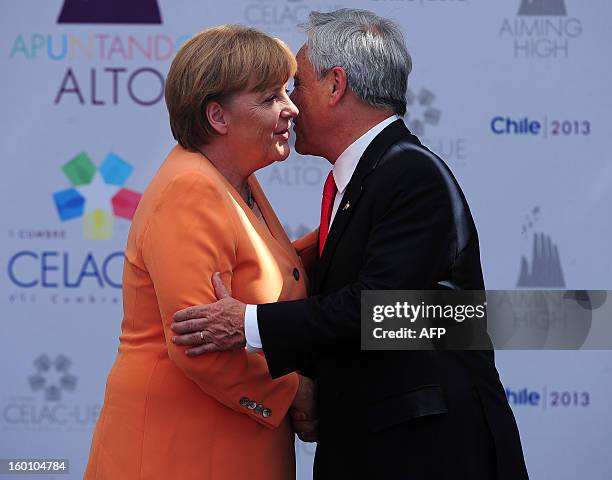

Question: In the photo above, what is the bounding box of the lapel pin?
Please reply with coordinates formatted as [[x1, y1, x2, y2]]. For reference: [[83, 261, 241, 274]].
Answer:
[[343, 201, 350, 211]]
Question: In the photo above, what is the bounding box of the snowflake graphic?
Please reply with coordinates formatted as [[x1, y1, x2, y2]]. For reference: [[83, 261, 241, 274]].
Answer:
[[52, 152, 142, 240], [28, 354, 77, 402], [405, 88, 441, 136]]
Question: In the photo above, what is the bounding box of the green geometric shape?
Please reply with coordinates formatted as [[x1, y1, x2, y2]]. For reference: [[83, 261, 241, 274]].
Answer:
[[62, 152, 96, 186], [83, 209, 113, 240]]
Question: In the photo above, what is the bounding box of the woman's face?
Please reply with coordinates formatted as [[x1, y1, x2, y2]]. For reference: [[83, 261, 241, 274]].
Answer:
[[224, 83, 299, 174]]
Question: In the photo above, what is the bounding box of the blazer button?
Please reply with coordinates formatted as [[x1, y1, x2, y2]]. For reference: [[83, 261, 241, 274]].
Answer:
[[254, 403, 264, 414], [239, 397, 249, 407], [247, 401, 257, 410], [262, 408, 272, 418], [293, 268, 300, 281]]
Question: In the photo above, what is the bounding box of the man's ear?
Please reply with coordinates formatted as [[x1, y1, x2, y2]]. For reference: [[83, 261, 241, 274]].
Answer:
[[327, 66, 348, 107], [205, 101, 229, 135]]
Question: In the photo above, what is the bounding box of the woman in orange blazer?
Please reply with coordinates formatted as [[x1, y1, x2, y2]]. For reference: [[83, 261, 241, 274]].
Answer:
[[85, 26, 315, 479]]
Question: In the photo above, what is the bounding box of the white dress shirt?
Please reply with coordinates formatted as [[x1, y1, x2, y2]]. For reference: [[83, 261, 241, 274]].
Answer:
[[245, 115, 401, 350]]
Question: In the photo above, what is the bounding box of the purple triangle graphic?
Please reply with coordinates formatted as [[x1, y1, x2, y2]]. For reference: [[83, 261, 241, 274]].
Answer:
[[57, 0, 162, 24]]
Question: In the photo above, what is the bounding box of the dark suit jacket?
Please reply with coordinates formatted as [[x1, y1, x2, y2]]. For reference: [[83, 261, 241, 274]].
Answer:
[[258, 120, 528, 479]]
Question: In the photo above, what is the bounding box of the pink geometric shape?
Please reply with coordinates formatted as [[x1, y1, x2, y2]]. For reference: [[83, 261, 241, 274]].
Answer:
[[112, 188, 142, 220]]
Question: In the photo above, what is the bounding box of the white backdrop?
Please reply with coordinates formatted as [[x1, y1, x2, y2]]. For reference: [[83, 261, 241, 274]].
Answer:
[[1, 0, 611, 478]]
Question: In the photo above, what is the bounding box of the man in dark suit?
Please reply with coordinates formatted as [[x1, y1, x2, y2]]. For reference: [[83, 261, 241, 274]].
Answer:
[[171, 8, 528, 480]]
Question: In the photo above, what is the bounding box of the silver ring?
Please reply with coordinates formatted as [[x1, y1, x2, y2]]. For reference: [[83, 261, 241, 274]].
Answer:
[[199, 331, 205, 341]]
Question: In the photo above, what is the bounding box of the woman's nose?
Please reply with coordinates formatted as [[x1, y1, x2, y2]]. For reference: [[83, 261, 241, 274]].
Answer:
[[283, 99, 299, 118]]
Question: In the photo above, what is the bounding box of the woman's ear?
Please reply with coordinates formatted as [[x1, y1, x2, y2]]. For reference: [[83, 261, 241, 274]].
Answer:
[[205, 101, 229, 135]]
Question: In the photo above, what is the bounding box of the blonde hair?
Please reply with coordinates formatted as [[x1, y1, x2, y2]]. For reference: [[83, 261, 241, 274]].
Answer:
[[165, 25, 297, 151]]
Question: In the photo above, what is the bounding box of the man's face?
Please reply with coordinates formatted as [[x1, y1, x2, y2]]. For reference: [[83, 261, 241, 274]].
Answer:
[[290, 46, 327, 156]]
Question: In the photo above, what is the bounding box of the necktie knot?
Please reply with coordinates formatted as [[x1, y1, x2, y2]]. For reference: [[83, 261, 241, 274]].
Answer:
[[318, 171, 338, 257]]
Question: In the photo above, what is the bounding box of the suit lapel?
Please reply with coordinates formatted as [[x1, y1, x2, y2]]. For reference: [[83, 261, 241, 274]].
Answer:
[[248, 175, 303, 268], [315, 120, 414, 289], [198, 156, 298, 270]]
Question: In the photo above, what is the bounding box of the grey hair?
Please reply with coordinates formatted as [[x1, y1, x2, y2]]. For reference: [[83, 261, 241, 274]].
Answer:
[[300, 8, 412, 115]]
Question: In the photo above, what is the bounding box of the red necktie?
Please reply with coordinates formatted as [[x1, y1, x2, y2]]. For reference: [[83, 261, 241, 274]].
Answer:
[[318, 171, 338, 257]]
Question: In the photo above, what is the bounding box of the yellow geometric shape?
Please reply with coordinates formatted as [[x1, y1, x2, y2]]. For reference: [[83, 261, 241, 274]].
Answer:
[[83, 209, 113, 240]]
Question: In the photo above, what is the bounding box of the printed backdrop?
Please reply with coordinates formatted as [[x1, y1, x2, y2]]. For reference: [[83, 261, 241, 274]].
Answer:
[[1, 0, 611, 478]]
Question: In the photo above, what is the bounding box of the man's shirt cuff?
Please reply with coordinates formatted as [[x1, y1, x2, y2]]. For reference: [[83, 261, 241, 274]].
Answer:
[[245, 304, 263, 352]]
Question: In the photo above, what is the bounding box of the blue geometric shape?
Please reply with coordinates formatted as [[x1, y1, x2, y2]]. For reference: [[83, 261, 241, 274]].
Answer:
[[100, 152, 133, 186], [53, 188, 85, 221]]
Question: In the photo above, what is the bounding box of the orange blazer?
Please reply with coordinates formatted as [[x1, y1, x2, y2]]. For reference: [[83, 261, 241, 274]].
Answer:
[[85, 145, 310, 480]]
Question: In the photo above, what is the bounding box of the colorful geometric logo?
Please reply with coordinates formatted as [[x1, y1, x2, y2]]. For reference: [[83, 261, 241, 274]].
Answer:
[[52, 152, 142, 240]]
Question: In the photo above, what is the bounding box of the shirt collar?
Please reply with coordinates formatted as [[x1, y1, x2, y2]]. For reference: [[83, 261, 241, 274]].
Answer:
[[332, 115, 401, 194]]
